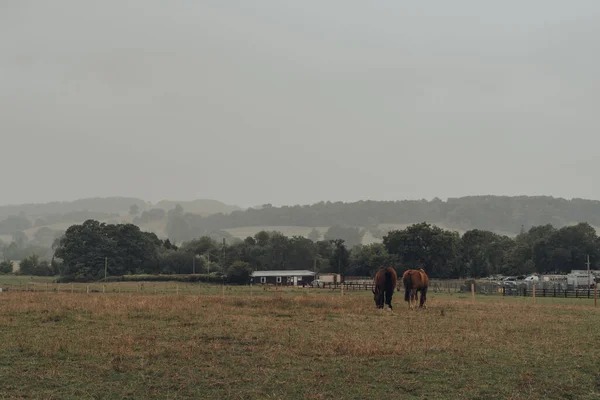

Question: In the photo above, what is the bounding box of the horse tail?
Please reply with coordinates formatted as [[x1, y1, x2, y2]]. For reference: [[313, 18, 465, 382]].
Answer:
[[384, 268, 395, 294], [404, 271, 412, 302]]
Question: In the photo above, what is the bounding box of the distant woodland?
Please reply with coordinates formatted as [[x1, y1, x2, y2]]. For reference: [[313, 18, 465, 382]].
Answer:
[[2, 195, 600, 270], [8, 220, 599, 281]]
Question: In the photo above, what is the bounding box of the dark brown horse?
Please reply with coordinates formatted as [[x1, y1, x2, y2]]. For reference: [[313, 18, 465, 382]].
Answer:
[[402, 268, 429, 310], [372, 267, 398, 309]]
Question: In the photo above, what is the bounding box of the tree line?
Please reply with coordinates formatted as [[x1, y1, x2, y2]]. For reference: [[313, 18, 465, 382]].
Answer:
[[3, 219, 598, 282]]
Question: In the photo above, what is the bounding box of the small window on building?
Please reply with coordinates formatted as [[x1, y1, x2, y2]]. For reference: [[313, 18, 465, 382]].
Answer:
[[276, 277, 282, 283], [297, 276, 302, 281], [261, 277, 266, 284]]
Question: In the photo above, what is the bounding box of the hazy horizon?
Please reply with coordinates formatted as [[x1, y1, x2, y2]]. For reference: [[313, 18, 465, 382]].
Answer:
[[3, 1, 600, 207]]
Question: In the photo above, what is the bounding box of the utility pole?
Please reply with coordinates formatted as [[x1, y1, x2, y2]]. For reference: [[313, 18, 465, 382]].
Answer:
[[587, 254, 591, 288], [104, 257, 108, 280]]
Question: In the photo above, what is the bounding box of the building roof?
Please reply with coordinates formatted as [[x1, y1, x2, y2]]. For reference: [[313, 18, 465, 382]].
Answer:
[[251, 270, 316, 277]]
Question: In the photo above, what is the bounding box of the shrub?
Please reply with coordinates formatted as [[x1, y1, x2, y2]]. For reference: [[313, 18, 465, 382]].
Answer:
[[0, 259, 13, 274], [226, 261, 252, 284]]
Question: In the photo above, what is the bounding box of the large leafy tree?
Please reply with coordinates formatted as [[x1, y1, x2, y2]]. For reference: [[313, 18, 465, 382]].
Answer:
[[460, 230, 515, 277], [531, 223, 599, 273], [348, 243, 398, 277], [383, 222, 460, 278], [328, 239, 350, 274], [54, 220, 160, 279], [0, 259, 13, 274], [286, 236, 317, 270]]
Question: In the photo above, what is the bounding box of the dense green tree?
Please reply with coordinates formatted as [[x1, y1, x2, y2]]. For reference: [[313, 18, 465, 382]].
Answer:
[[157, 249, 195, 274], [0, 259, 12, 274], [226, 261, 252, 284], [383, 222, 461, 278], [531, 223, 599, 273], [348, 243, 398, 277], [254, 231, 270, 247], [18, 254, 56, 276], [286, 236, 317, 270], [460, 230, 515, 277], [180, 236, 220, 257], [54, 220, 160, 279], [328, 239, 350, 274]]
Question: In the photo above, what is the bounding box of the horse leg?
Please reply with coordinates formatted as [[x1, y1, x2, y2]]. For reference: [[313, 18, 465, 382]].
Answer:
[[411, 289, 418, 310], [411, 290, 418, 310], [385, 289, 393, 310], [420, 287, 428, 309]]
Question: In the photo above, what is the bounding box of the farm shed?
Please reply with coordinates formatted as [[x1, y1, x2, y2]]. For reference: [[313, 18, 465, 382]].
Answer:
[[251, 270, 316, 286]]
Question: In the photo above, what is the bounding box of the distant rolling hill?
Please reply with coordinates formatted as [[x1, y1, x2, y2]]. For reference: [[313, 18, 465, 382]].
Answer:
[[4, 195, 600, 247], [0, 197, 242, 243], [153, 199, 242, 216]]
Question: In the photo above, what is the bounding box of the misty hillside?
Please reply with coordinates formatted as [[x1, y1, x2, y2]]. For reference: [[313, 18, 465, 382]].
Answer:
[[0, 197, 147, 219], [153, 199, 241, 216], [163, 196, 600, 243], [0, 197, 240, 219], [0, 197, 242, 245], [4, 195, 600, 250]]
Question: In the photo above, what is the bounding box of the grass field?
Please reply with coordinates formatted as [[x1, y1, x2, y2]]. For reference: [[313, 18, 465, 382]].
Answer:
[[1, 284, 600, 399]]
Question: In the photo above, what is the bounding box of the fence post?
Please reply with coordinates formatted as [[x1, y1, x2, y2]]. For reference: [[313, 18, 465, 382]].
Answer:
[[533, 284, 536, 304], [86, 285, 89, 294], [103, 285, 106, 294], [595, 283, 597, 307], [471, 283, 475, 303]]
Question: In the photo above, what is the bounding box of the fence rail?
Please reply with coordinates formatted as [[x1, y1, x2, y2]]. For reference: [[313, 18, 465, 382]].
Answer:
[[0, 279, 597, 300], [501, 287, 598, 299]]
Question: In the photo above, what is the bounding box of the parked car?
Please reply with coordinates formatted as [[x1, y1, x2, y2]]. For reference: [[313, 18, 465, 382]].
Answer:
[[310, 279, 324, 288]]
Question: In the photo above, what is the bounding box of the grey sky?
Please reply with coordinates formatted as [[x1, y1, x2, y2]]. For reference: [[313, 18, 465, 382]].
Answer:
[[2, 1, 599, 207]]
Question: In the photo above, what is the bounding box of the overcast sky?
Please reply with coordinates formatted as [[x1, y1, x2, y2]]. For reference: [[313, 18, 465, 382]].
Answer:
[[2, 1, 599, 207]]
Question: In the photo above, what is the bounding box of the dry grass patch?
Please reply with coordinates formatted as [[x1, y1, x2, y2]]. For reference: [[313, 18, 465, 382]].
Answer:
[[0, 291, 599, 399]]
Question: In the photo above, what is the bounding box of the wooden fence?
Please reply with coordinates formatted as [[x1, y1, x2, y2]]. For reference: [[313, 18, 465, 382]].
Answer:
[[501, 286, 598, 299]]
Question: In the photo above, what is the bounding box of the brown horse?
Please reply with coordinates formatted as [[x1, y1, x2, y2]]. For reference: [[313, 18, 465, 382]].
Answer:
[[402, 268, 429, 310], [372, 267, 398, 310]]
